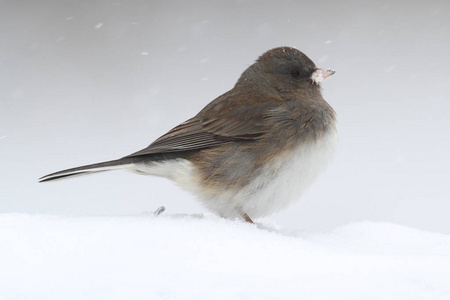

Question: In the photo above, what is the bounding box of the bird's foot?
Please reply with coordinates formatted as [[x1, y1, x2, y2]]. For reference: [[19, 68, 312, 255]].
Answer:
[[153, 206, 166, 217]]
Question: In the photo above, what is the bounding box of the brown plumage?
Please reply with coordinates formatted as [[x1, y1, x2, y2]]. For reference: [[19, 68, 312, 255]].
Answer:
[[40, 47, 337, 223]]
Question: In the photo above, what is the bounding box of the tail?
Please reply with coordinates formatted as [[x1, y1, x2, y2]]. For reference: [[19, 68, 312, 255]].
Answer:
[[39, 157, 135, 182]]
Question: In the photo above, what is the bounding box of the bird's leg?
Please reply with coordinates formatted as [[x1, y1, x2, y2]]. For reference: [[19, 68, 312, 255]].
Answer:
[[236, 207, 254, 224], [242, 213, 254, 224]]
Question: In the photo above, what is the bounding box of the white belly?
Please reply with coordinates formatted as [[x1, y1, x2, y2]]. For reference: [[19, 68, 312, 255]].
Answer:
[[135, 128, 338, 219], [237, 128, 338, 218]]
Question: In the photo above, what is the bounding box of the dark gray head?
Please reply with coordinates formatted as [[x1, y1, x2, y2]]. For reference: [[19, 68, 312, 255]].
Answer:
[[258, 47, 316, 78], [242, 47, 335, 94]]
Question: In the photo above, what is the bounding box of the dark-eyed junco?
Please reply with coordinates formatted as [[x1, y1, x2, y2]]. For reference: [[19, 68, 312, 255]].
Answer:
[[40, 47, 337, 223]]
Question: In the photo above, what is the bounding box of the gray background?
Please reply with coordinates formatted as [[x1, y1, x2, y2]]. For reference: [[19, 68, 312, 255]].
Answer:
[[1, 0, 449, 233]]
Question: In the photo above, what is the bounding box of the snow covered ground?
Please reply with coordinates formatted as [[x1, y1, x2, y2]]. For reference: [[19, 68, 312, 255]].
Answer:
[[1, 213, 449, 299]]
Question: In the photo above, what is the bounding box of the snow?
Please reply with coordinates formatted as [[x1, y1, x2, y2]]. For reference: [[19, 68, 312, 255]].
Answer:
[[1, 214, 450, 299]]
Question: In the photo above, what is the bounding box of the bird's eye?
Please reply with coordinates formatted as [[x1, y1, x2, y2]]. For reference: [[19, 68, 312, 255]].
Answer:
[[290, 70, 301, 78]]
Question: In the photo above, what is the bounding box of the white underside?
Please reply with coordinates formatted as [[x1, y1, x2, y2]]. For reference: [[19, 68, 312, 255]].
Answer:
[[134, 128, 338, 220]]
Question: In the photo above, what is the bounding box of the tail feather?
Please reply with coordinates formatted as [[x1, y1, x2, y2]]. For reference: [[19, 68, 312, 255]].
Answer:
[[39, 158, 135, 182]]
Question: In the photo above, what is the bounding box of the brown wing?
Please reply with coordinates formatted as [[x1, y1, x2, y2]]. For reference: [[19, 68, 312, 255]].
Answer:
[[125, 93, 280, 158], [125, 117, 231, 157], [200, 102, 277, 139]]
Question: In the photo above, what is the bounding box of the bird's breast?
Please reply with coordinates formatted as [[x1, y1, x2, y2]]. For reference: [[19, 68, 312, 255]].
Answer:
[[236, 125, 338, 218]]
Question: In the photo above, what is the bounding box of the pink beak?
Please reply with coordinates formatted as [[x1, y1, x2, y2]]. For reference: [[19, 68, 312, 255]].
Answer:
[[311, 68, 336, 84]]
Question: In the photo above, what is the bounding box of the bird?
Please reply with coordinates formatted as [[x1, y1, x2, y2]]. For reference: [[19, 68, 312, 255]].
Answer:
[[40, 47, 337, 224]]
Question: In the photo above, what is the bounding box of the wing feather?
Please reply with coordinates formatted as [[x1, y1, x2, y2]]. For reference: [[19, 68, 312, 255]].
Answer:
[[125, 94, 280, 158]]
